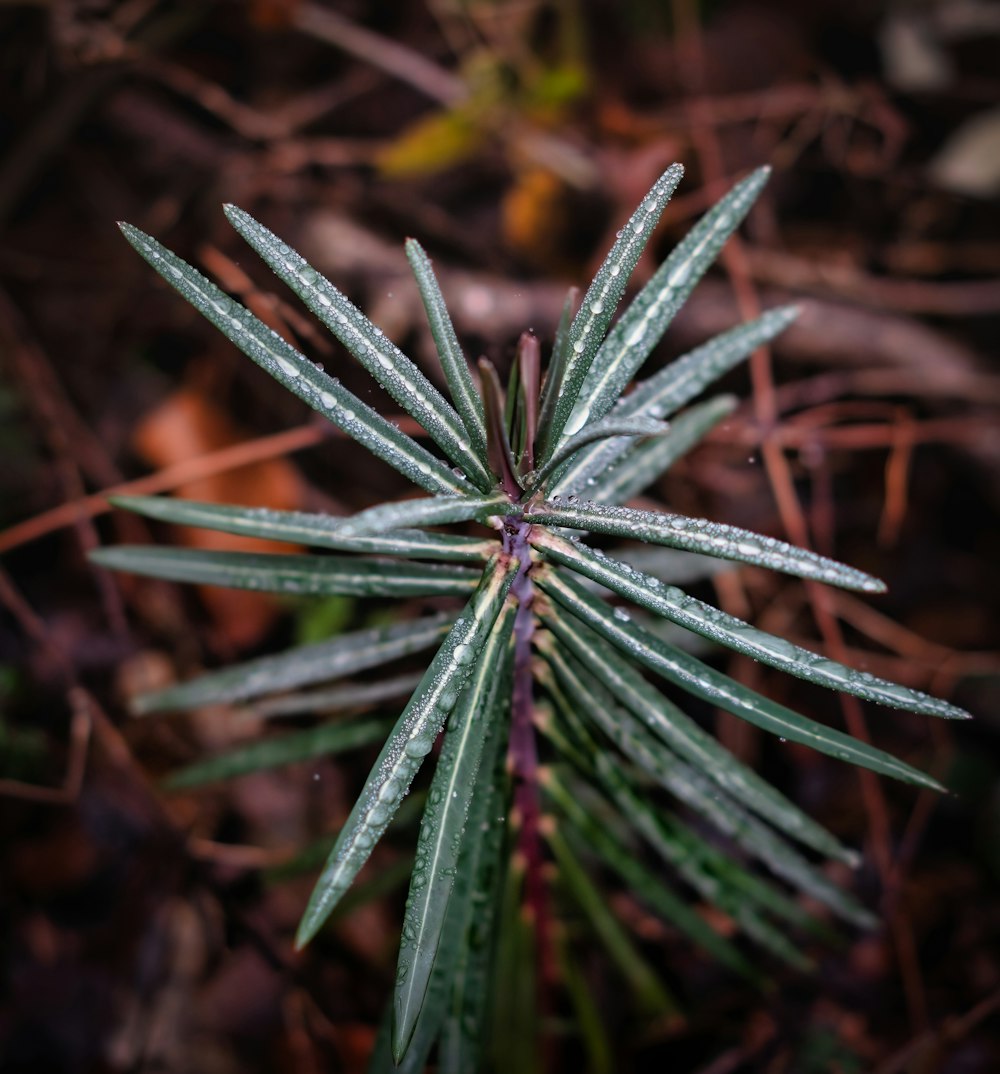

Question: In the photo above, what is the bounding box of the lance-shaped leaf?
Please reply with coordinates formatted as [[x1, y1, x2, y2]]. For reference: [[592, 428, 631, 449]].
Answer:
[[536, 693, 824, 946], [526, 415, 670, 494], [296, 554, 519, 947], [335, 492, 513, 539], [537, 636, 875, 925], [567, 167, 772, 432], [111, 495, 495, 562], [437, 701, 511, 1074], [588, 395, 737, 506], [536, 164, 684, 461], [252, 673, 423, 719], [512, 333, 541, 476], [615, 547, 731, 588], [536, 601, 861, 863], [268, 795, 426, 887], [534, 531, 968, 722], [552, 306, 797, 496], [405, 238, 488, 462], [91, 546, 481, 600], [625, 305, 800, 424], [546, 749, 813, 970], [529, 499, 885, 593], [541, 767, 757, 978], [118, 224, 466, 495], [133, 614, 452, 714], [479, 358, 521, 497], [384, 819, 480, 1074], [163, 716, 391, 789], [536, 285, 579, 442], [540, 567, 941, 787], [393, 602, 515, 1060], [224, 205, 493, 489]]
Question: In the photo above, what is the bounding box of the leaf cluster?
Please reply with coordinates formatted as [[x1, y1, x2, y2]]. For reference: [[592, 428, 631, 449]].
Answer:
[[93, 164, 968, 1071]]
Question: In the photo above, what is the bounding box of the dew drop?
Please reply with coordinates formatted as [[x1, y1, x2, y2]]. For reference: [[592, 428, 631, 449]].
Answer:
[[276, 356, 300, 378], [378, 778, 402, 802], [667, 262, 692, 288], [404, 735, 434, 759]]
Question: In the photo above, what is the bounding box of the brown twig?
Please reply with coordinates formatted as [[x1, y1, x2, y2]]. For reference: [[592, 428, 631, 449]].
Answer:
[[0, 421, 329, 554], [672, 0, 933, 1031]]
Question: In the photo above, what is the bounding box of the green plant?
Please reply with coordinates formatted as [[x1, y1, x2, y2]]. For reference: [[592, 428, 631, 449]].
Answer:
[[92, 164, 968, 1071]]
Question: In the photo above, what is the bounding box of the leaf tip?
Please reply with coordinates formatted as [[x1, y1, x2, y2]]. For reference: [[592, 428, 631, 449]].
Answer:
[[294, 915, 320, 951]]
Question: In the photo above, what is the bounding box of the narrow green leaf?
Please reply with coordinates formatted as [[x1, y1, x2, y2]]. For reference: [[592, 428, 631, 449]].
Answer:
[[622, 306, 799, 425], [437, 700, 512, 1074], [568, 167, 772, 431], [479, 358, 522, 497], [91, 545, 480, 600], [336, 492, 512, 539], [534, 532, 968, 723], [586, 395, 738, 506], [542, 767, 757, 978], [405, 238, 489, 462], [133, 613, 453, 714], [540, 567, 940, 787], [295, 554, 520, 947], [251, 672, 423, 719], [527, 415, 670, 493], [266, 794, 426, 885], [223, 206, 493, 489], [118, 223, 466, 495], [529, 500, 886, 594], [538, 637, 875, 926], [537, 164, 685, 460], [536, 285, 579, 441], [553, 306, 797, 495], [545, 819, 676, 1014], [111, 495, 496, 562], [536, 696, 822, 944], [537, 600, 860, 864], [163, 717, 391, 788], [392, 603, 516, 1060]]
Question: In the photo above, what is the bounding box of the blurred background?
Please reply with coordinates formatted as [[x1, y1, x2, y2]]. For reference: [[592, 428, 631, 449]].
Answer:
[[1, 1, 999, 1071]]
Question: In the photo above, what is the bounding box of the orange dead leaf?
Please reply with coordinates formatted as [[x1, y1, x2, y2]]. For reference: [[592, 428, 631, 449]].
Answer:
[[132, 386, 306, 648]]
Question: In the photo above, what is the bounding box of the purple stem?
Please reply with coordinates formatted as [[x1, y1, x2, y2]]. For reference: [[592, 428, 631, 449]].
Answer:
[[502, 514, 554, 988]]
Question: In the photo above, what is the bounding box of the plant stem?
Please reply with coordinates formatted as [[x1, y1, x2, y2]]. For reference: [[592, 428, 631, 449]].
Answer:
[[502, 515, 554, 992]]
